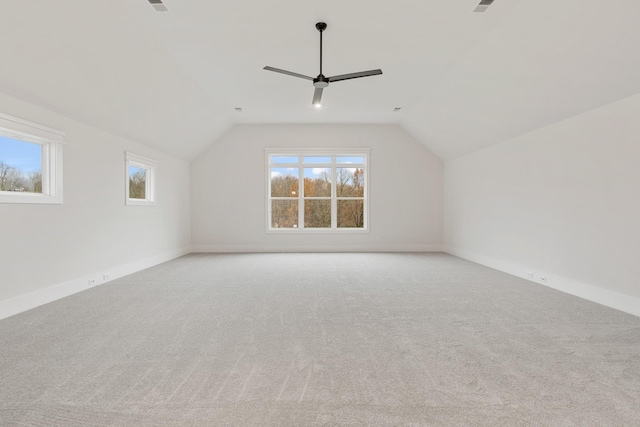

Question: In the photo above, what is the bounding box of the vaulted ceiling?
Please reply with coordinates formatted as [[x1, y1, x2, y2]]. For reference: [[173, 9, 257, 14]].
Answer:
[[1, 0, 638, 160]]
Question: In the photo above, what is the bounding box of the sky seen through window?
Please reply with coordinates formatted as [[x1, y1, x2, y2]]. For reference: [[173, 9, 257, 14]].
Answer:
[[0, 135, 42, 173]]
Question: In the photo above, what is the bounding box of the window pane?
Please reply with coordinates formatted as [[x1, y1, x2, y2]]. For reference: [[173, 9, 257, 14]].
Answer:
[[129, 165, 147, 199], [270, 168, 299, 197], [338, 200, 364, 228], [0, 136, 43, 193], [303, 156, 331, 164], [304, 199, 331, 228], [270, 155, 298, 164], [336, 156, 365, 164], [303, 168, 331, 197], [271, 200, 298, 228], [336, 168, 365, 197]]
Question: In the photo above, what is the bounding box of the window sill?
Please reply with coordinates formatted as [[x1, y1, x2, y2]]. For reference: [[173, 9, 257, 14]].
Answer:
[[0, 192, 62, 204], [267, 228, 369, 234], [125, 198, 156, 206]]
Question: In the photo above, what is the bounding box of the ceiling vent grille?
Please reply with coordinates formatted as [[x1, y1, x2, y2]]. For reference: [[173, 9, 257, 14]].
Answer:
[[473, 0, 494, 13], [148, 0, 168, 12]]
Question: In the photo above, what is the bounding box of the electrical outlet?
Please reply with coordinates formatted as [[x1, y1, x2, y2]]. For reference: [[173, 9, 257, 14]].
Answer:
[[103, 273, 110, 281], [526, 272, 534, 279], [540, 276, 547, 283], [88, 279, 96, 286]]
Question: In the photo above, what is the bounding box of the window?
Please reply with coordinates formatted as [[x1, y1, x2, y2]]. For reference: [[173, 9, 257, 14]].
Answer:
[[267, 149, 369, 231], [0, 113, 64, 204], [125, 152, 156, 206]]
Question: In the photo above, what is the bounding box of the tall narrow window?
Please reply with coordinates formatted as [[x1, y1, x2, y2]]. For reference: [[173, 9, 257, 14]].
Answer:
[[0, 113, 64, 204], [125, 152, 156, 206], [336, 158, 366, 228], [267, 150, 369, 231]]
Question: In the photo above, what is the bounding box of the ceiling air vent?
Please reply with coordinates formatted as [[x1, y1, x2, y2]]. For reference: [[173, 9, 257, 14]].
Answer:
[[473, 0, 494, 13], [148, 0, 168, 12]]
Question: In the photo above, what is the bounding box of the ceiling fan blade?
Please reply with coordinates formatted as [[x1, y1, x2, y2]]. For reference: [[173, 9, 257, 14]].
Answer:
[[312, 87, 323, 105], [328, 69, 383, 83], [263, 66, 314, 81]]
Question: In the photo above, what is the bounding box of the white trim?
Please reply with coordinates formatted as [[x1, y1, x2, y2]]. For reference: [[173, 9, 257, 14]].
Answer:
[[0, 112, 65, 144], [0, 247, 191, 321], [192, 244, 444, 253], [125, 152, 157, 166], [264, 228, 371, 234], [445, 246, 640, 318], [265, 148, 372, 156]]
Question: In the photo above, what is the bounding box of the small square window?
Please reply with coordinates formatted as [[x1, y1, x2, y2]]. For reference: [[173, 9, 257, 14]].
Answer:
[[125, 152, 156, 206]]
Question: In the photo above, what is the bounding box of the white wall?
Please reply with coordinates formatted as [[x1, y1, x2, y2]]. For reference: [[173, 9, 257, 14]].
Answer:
[[444, 94, 640, 312], [0, 93, 191, 314], [191, 124, 443, 252]]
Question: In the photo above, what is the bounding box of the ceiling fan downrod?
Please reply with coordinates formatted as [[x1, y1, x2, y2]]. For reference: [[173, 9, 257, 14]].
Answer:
[[314, 22, 329, 90], [317, 22, 326, 76]]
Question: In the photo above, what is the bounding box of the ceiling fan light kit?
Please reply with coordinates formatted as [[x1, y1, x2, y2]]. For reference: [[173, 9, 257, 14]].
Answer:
[[264, 22, 382, 107]]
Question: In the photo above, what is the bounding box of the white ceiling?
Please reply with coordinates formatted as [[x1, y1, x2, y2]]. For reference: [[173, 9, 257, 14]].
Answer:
[[1, 0, 638, 160]]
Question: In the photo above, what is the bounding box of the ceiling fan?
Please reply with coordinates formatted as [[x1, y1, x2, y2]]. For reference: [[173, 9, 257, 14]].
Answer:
[[263, 22, 383, 107]]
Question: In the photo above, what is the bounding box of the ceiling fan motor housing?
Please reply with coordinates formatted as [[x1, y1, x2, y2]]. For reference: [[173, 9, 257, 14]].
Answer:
[[313, 76, 329, 88]]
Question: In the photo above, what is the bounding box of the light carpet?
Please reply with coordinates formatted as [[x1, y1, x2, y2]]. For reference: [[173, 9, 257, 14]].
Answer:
[[1, 253, 639, 426]]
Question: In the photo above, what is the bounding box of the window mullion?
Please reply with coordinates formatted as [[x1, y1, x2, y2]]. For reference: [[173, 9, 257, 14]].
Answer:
[[298, 163, 304, 229], [331, 158, 337, 229], [145, 169, 151, 202], [41, 143, 50, 195]]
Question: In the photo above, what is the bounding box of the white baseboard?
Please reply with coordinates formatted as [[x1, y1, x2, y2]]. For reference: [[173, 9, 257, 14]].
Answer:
[[0, 247, 191, 321], [445, 246, 640, 318], [20, 245, 631, 321], [191, 244, 445, 253]]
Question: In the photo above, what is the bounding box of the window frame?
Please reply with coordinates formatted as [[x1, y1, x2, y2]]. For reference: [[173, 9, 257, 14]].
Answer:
[[125, 152, 157, 206], [265, 148, 370, 233], [0, 112, 65, 205]]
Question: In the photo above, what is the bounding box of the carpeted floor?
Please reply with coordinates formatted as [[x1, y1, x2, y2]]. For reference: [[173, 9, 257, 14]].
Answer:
[[1, 253, 639, 426]]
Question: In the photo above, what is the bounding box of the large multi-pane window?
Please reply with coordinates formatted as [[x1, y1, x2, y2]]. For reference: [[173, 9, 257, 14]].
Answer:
[[267, 150, 368, 231]]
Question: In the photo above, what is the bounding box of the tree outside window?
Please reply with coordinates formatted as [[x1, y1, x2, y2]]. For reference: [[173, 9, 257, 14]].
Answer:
[[267, 151, 368, 231]]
